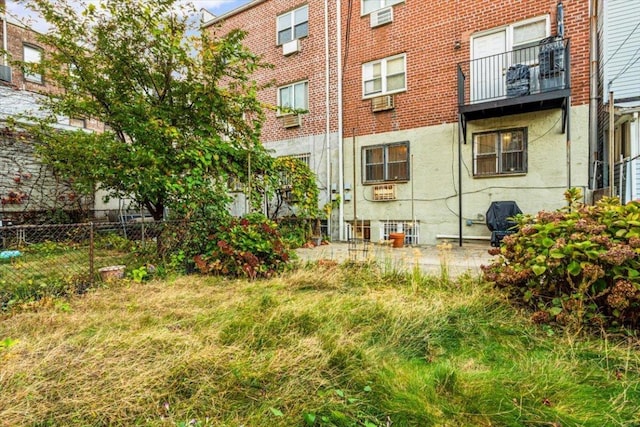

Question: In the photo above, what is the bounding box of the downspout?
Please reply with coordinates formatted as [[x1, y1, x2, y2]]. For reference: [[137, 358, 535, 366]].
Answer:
[[457, 115, 463, 247], [324, 0, 331, 236], [1, 0, 7, 67], [337, 0, 345, 240], [589, 0, 598, 190]]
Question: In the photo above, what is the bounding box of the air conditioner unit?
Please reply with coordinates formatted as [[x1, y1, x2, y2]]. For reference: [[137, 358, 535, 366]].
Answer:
[[371, 95, 394, 112], [282, 114, 301, 128], [282, 39, 301, 56], [370, 7, 393, 28], [0, 65, 11, 83], [373, 184, 396, 201]]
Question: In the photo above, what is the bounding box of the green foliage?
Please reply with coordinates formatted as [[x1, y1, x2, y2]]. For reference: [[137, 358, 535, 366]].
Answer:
[[193, 213, 292, 279], [17, 0, 270, 221], [130, 266, 149, 283], [255, 156, 321, 221], [483, 189, 640, 329]]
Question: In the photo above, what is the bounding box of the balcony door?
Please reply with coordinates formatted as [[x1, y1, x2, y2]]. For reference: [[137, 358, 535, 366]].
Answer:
[[471, 30, 506, 102], [470, 16, 549, 103]]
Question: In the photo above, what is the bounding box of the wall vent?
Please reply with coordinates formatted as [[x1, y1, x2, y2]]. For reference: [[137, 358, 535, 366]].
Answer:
[[0, 65, 12, 83], [370, 7, 393, 28], [371, 95, 394, 112], [372, 184, 396, 201], [282, 114, 301, 128], [282, 39, 301, 56]]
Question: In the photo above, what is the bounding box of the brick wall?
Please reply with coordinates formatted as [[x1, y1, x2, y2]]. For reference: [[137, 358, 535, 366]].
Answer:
[[342, 0, 590, 137], [0, 20, 57, 94], [207, 0, 339, 142]]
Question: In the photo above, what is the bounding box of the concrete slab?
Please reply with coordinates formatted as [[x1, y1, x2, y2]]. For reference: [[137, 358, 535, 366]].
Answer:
[[295, 241, 498, 277]]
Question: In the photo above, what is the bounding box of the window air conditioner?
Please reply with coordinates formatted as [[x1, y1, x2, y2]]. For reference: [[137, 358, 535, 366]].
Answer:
[[373, 184, 396, 201], [282, 114, 302, 128], [0, 65, 12, 83], [371, 95, 394, 112], [282, 39, 301, 56], [370, 7, 393, 28]]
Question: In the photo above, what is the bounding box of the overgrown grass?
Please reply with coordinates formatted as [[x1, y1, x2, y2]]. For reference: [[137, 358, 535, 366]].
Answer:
[[0, 262, 639, 426]]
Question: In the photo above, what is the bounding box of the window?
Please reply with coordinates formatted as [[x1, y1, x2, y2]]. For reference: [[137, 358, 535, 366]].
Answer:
[[473, 128, 527, 176], [23, 44, 43, 84], [363, 142, 409, 183], [69, 117, 86, 128], [278, 81, 308, 114], [286, 152, 311, 167], [512, 16, 549, 63], [277, 5, 308, 45], [382, 220, 419, 245], [362, 54, 406, 98], [362, 0, 403, 15]]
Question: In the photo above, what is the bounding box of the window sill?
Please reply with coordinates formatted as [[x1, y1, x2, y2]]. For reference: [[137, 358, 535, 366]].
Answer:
[[360, 1, 405, 17], [276, 35, 308, 47], [362, 89, 405, 100], [363, 180, 409, 186], [473, 172, 527, 179]]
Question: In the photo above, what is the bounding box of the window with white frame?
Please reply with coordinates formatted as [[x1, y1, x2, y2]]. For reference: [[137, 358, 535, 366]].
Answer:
[[277, 5, 309, 45], [23, 44, 43, 84], [362, 0, 403, 15], [363, 142, 409, 183], [362, 54, 406, 98], [511, 16, 550, 64], [278, 81, 308, 114], [473, 128, 527, 177], [382, 220, 419, 245]]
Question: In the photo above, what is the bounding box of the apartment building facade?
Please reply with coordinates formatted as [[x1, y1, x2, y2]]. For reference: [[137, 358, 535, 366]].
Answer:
[[0, 10, 97, 222], [204, 0, 343, 237], [207, 0, 591, 244]]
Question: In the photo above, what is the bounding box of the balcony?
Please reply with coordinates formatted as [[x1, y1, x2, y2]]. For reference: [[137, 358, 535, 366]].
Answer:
[[457, 38, 570, 141]]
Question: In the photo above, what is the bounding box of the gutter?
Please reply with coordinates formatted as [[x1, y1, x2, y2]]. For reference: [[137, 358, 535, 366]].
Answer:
[[202, 0, 267, 28]]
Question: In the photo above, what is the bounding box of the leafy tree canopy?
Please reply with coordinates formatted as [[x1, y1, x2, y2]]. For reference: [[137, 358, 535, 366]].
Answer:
[[17, 0, 270, 220]]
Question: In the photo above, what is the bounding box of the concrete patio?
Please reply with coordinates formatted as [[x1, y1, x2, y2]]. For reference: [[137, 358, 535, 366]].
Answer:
[[295, 240, 498, 277]]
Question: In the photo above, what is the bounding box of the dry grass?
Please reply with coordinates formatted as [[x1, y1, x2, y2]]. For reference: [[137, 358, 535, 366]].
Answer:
[[1, 263, 639, 426]]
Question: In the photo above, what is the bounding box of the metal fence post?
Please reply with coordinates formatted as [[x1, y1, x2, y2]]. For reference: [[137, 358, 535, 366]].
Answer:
[[89, 222, 95, 286]]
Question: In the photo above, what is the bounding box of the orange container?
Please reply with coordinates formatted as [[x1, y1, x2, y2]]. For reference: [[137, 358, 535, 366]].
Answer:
[[388, 232, 405, 248]]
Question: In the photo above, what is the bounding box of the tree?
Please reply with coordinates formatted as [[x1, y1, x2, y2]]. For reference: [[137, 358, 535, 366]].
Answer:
[[17, 0, 270, 220]]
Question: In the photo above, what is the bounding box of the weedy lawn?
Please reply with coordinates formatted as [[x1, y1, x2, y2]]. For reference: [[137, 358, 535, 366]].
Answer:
[[0, 262, 639, 426]]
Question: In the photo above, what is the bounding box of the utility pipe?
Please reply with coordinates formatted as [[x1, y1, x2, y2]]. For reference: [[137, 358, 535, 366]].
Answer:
[[1, 0, 7, 67], [324, 0, 331, 236], [589, 0, 599, 190], [609, 90, 615, 197], [337, 0, 345, 241]]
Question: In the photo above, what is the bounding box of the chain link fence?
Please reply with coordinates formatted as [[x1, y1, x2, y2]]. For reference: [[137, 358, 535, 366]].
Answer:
[[0, 220, 179, 310]]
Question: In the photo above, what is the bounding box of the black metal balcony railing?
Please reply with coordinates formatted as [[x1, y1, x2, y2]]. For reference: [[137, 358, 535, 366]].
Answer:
[[458, 37, 570, 107]]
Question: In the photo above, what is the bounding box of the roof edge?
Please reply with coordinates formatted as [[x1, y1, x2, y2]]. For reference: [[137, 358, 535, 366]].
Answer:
[[201, 0, 268, 28]]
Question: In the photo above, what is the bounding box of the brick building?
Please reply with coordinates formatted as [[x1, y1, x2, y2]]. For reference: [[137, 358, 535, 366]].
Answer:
[[0, 7, 98, 222], [209, 0, 591, 244], [204, 0, 344, 236]]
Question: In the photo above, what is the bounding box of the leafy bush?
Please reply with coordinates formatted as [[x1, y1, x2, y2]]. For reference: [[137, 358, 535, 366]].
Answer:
[[483, 189, 640, 329], [193, 213, 292, 279]]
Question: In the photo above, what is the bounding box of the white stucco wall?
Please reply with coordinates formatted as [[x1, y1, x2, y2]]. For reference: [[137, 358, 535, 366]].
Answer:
[[342, 105, 590, 244]]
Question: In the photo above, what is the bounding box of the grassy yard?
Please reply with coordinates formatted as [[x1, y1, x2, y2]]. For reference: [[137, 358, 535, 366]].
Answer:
[[0, 262, 639, 426]]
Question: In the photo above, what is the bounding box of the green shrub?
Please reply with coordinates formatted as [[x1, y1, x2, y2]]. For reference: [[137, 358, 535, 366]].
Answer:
[[483, 189, 640, 329], [193, 213, 292, 279]]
